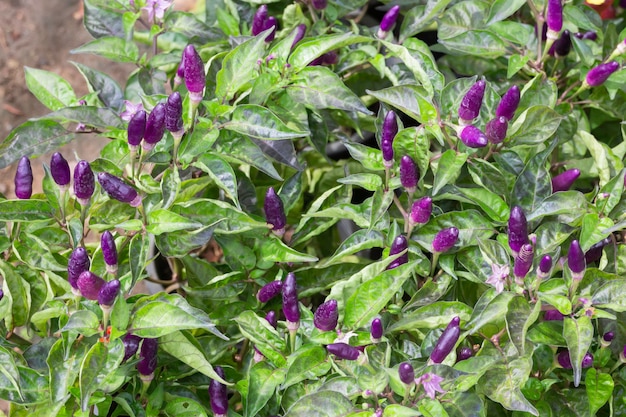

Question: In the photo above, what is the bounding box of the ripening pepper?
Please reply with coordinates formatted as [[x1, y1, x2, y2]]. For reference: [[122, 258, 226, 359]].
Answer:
[[400, 155, 418, 192], [291, 24, 307, 51], [97, 279, 120, 307], [557, 350, 593, 369], [15, 156, 33, 200], [50, 152, 71, 188], [265, 310, 278, 329], [165, 91, 184, 136], [314, 299, 338, 331], [459, 125, 488, 148], [432, 227, 459, 253], [282, 272, 300, 330], [97, 172, 142, 207], [398, 362, 415, 384], [508, 206, 529, 254], [546, 0, 563, 38], [209, 366, 229, 417], [387, 234, 408, 270], [371, 318, 383, 340], [0, 290, 3, 303], [585, 237, 610, 263], [537, 254, 553, 279], [602, 331, 615, 348], [544, 309, 564, 321], [410, 196, 432, 225], [377, 5, 400, 39], [257, 280, 283, 303], [382, 110, 398, 144], [68, 247, 90, 290], [143, 103, 166, 150], [430, 316, 461, 364], [122, 333, 141, 362], [127, 109, 146, 149], [568, 240, 586, 280], [495, 85, 520, 121], [77, 271, 106, 300], [252, 5, 268, 36], [101, 231, 118, 274], [174, 57, 185, 87], [137, 338, 158, 378], [264, 17, 278, 42], [183, 45, 205, 102], [514, 243, 534, 284], [326, 343, 361, 360], [457, 347, 473, 362], [553, 30, 572, 57], [485, 116, 508, 144], [311, 0, 327, 10], [586, 61, 620, 87], [73, 160, 95, 205], [381, 139, 394, 168], [264, 187, 287, 235], [458, 80, 486, 124]]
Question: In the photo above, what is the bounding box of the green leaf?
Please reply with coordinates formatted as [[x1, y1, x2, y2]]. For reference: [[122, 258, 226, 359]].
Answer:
[[598, 170, 625, 216], [129, 233, 149, 288], [284, 390, 353, 417], [259, 237, 319, 263], [225, 105, 308, 140], [234, 311, 286, 367], [412, 210, 494, 254], [466, 290, 515, 334], [287, 67, 371, 114], [432, 150, 468, 196], [585, 368, 613, 416], [47, 106, 124, 129], [337, 173, 383, 192], [420, 398, 449, 417], [439, 30, 508, 58], [192, 154, 239, 208], [130, 293, 227, 339], [216, 134, 282, 180], [47, 338, 88, 404], [80, 340, 123, 412], [0, 347, 23, 402], [72, 62, 124, 111], [511, 143, 554, 212], [163, 397, 208, 417], [389, 301, 473, 332], [289, 33, 370, 69], [478, 357, 538, 415], [367, 85, 423, 122], [344, 142, 385, 171], [400, 0, 453, 41], [82, 0, 125, 38], [507, 106, 562, 145], [577, 130, 616, 186], [403, 274, 453, 311], [486, 0, 526, 24], [563, 315, 594, 387], [441, 391, 485, 417], [0, 200, 54, 221], [440, 186, 509, 223], [505, 297, 541, 356], [146, 209, 203, 234], [526, 191, 588, 223], [61, 310, 101, 337], [282, 345, 331, 389], [245, 362, 285, 417], [579, 213, 613, 252], [507, 54, 530, 78], [380, 41, 433, 96], [71, 36, 139, 63], [592, 279, 626, 311], [24, 67, 76, 111], [439, 0, 489, 39], [0, 260, 31, 330], [321, 229, 384, 267], [384, 404, 422, 416]]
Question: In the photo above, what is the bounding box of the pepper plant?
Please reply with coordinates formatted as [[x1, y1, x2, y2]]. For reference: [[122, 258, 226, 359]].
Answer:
[[2, 0, 626, 415]]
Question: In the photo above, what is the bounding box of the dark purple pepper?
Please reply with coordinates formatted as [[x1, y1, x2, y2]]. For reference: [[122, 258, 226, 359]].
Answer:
[[311, 0, 327, 10], [546, 0, 563, 35], [603, 331, 615, 342], [14, 156, 33, 200], [459, 125, 488, 148], [458, 80, 486, 123], [377, 5, 400, 38], [321, 51, 338, 65], [137, 338, 158, 376], [0, 289, 3, 302], [457, 347, 473, 362], [183, 45, 205, 99], [400, 155, 418, 191], [508, 206, 529, 254], [101, 231, 118, 273], [398, 362, 414, 384], [314, 299, 338, 331], [410, 196, 432, 225], [143, 103, 166, 149], [264, 17, 278, 42], [291, 24, 307, 50], [544, 309, 564, 321], [582, 31, 597, 41], [430, 316, 461, 364], [557, 350, 572, 368], [582, 352, 593, 368], [538, 255, 552, 278], [586, 61, 620, 87], [371, 318, 383, 340], [175, 57, 185, 85], [97, 279, 120, 307], [387, 234, 408, 270], [257, 280, 283, 303], [495, 85, 520, 121], [68, 247, 90, 289], [553, 30, 571, 57], [432, 227, 459, 253], [514, 243, 534, 280], [382, 110, 398, 144], [77, 271, 106, 301], [209, 366, 229, 416], [165, 91, 183, 134], [73, 160, 95, 205], [568, 240, 586, 280], [252, 5, 268, 36], [122, 334, 141, 362], [50, 152, 70, 187], [97, 172, 141, 207], [585, 238, 610, 263], [265, 311, 277, 329], [326, 343, 361, 360], [127, 109, 146, 148], [485, 117, 508, 144], [381, 139, 394, 167], [282, 272, 300, 327], [264, 187, 286, 233]]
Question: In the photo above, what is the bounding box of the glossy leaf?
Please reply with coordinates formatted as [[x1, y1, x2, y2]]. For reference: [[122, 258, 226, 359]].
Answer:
[[163, 397, 208, 417], [216, 33, 269, 101], [585, 368, 613, 416], [563, 315, 593, 387], [24, 67, 76, 111], [412, 210, 494, 253], [289, 33, 370, 69], [72, 62, 124, 111], [284, 390, 353, 417], [234, 311, 286, 367], [71, 36, 139, 63], [192, 154, 239, 208], [466, 290, 515, 334], [225, 105, 308, 140], [321, 229, 384, 267], [245, 361, 285, 417], [511, 143, 554, 212], [0, 200, 54, 222], [592, 279, 626, 311], [400, 0, 453, 41], [389, 301, 473, 332], [478, 357, 538, 415], [432, 150, 468, 196], [505, 297, 541, 356], [260, 236, 319, 263], [283, 345, 331, 389]]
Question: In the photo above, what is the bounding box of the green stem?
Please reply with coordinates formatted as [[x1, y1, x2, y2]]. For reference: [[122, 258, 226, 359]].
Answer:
[[430, 252, 440, 278]]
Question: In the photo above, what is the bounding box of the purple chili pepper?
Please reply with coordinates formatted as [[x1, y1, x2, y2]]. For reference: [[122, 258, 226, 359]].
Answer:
[[459, 125, 488, 148], [537, 255, 552, 279], [264, 187, 287, 235], [165, 91, 184, 136], [410, 196, 432, 225], [282, 272, 300, 330], [50, 152, 71, 188], [97, 172, 142, 207], [381, 139, 394, 168], [387, 234, 408, 270], [508, 206, 529, 254], [77, 271, 106, 301], [582, 31, 597, 41], [430, 316, 461, 364], [183, 45, 205, 102], [101, 231, 118, 274], [127, 109, 146, 149], [582, 352, 594, 368], [586, 61, 620, 87], [311, 0, 327, 10], [557, 350, 572, 368], [174, 57, 185, 87], [377, 5, 400, 39], [73, 160, 95, 205], [568, 240, 585, 280], [602, 331, 615, 348], [398, 362, 415, 384], [314, 299, 338, 331], [264, 16, 278, 42], [400, 155, 418, 192], [265, 311, 278, 329], [68, 247, 90, 290], [485, 117, 508, 144], [14, 156, 33, 200], [97, 279, 120, 307], [544, 309, 564, 321], [457, 347, 473, 362], [458, 80, 486, 124], [0, 290, 3, 302], [546, 0, 563, 38], [371, 318, 383, 340], [514, 243, 534, 281], [432, 227, 459, 253], [143, 103, 166, 151], [495, 85, 520, 121], [585, 238, 610, 263], [252, 5, 268, 36], [137, 338, 158, 377], [382, 110, 398, 144], [209, 366, 229, 417], [326, 343, 361, 360], [553, 30, 571, 57], [291, 24, 307, 51], [122, 333, 141, 362], [257, 280, 283, 303]]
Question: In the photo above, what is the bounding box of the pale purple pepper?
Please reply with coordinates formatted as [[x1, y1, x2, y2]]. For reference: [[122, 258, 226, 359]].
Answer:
[[50, 152, 71, 188], [137, 338, 158, 376], [387, 234, 408, 270], [77, 271, 106, 301], [314, 299, 338, 331], [101, 231, 118, 274], [371, 318, 383, 340], [209, 366, 228, 416], [68, 247, 90, 289], [382, 110, 398, 144], [326, 343, 361, 360], [457, 347, 473, 362], [514, 243, 534, 280], [568, 240, 585, 280], [127, 109, 146, 148], [97, 172, 142, 207], [382, 139, 394, 168], [460, 125, 488, 148], [291, 24, 307, 50], [174, 57, 185, 87], [430, 316, 461, 364], [252, 5, 268, 36], [73, 160, 95, 205], [495, 85, 520, 121], [377, 5, 400, 38], [410, 196, 432, 225], [311, 0, 327, 10], [14, 156, 33, 200], [183, 45, 205, 102], [546, 0, 563, 36], [585, 238, 611, 263], [282, 272, 300, 329], [552, 167, 581, 192], [97, 279, 120, 307], [264, 17, 278, 42], [398, 362, 414, 384], [400, 155, 418, 192], [538, 255, 552, 279], [586, 61, 620, 87], [485, 116, 508, 144], [264, 187, 286, 234], [122, 333, 141, 362], [508, 206, 529, 254], [257, 280, 283, 303], [265, 311, 278, 329], [432, 227, 459, 253], [544, 309, 564, 321], [165, 91, 183, 135], [143, 103, 166, 150], [458, 80, 486, 123]]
